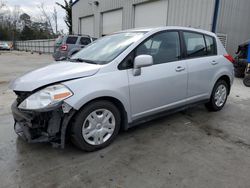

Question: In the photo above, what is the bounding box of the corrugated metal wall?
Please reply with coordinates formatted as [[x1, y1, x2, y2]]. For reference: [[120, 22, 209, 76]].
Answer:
[[167, 0, 215, 30], [72, 0, 215, 37], [216, 0, 250, 55]]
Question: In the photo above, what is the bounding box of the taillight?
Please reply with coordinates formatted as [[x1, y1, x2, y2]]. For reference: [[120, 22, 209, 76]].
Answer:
[[60, 44, 68, 51], [224, 54, 234, 63]]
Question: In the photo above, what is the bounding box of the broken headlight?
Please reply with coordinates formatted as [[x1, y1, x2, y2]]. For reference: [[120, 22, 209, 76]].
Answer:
[[18, 84, 73, 110]]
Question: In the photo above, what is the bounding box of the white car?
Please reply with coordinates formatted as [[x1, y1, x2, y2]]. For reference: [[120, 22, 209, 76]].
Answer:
[[10, 27, 234, 151], [0, 42, 10, 50]]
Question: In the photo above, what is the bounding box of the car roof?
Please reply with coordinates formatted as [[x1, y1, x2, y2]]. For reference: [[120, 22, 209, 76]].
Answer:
[[120, 26, 216, 37], [65, 34, 90, 38]]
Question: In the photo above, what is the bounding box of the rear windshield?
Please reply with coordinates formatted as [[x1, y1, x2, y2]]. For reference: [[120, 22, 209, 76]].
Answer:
[[66, 36, 78, 44]]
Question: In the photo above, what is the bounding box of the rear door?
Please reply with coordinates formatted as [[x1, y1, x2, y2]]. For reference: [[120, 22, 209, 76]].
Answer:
[[182, 31, 219, 102]]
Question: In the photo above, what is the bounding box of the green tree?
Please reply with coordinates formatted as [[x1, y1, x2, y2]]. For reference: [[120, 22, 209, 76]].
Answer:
[[56, 0, 72, 34], [20, 25, 33, 40]]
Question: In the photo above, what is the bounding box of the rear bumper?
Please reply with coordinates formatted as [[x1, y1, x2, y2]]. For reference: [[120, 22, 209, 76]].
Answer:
[[11, 101, 75, 148], [0, 47, 10, 50]]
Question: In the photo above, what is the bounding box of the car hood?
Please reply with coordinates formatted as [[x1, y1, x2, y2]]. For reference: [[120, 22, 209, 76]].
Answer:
[[10, 62, 101, 91]]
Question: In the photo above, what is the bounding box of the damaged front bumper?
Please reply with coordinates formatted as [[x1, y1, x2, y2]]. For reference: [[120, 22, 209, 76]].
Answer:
[[11, 101, 76, 148]]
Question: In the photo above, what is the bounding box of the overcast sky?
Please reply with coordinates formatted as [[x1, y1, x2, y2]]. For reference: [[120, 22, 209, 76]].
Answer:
[[6, 0, 67, 32]]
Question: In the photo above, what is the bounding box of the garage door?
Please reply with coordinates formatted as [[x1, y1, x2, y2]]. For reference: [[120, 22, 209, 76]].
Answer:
[[134, 1, 168, 28], [102, 9, 122, 35], [80, 16, 94, 37]]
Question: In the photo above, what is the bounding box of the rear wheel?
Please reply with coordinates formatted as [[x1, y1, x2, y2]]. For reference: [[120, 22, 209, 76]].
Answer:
[[205, 80, 229, 111], [71, 100, 121, 151]]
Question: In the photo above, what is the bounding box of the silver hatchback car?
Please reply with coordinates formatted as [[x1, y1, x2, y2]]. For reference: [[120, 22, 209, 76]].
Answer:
[[10, 27, 234, 151]]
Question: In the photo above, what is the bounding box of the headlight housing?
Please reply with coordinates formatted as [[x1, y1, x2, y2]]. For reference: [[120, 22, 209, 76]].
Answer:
[[18, 84, 73, 110]]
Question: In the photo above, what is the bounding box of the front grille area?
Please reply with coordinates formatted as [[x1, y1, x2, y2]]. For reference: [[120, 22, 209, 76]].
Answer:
[[14, 91, 32, 104]]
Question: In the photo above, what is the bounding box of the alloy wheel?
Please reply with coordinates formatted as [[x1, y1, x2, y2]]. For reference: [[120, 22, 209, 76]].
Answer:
[[214, 84, 227, 107]]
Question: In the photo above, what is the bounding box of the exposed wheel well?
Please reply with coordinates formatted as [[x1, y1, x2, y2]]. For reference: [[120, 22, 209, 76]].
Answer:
[[217, 75, 231, 94]]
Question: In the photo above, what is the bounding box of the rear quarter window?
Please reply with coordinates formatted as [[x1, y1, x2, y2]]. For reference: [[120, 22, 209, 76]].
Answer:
[[80, 37, 91, 45], [66, 36, 78, 44], [205, 35, 216, 55]]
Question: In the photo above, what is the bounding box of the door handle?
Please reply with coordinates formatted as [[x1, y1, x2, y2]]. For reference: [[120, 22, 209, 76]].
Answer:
[[175, 66, 185, 72], [211, 60, 218, 65]]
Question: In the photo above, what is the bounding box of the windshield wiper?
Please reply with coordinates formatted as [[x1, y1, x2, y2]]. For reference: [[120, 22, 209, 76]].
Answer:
[[70, 58, 97, 64]]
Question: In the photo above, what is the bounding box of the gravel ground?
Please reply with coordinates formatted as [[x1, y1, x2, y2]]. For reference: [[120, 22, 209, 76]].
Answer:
[[0, 51, 250, 188]]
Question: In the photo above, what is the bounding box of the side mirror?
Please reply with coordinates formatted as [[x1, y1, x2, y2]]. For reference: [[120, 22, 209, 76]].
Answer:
[[133, 55, 153, 76]]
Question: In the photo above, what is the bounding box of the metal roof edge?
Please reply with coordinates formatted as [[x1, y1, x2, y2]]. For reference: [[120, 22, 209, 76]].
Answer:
[[71, 0, 80, 7]]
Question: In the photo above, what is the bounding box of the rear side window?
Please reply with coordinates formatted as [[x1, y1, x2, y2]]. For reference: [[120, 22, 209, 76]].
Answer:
[[66, 36, 78, 44], [183, 32, 206, 58], [205, 35, 216, 55], [80, 37, 91, 45]]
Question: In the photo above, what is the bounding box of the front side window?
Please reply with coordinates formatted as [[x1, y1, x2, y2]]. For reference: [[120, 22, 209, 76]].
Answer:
[[71, 32, 145, 64], [183, 32, 206, 58], [135, 31, 181, 64]]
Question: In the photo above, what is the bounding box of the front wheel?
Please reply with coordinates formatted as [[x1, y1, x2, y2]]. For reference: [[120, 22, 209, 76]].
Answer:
[[71, 100, 121, 151], [205, 80, 229, 111]]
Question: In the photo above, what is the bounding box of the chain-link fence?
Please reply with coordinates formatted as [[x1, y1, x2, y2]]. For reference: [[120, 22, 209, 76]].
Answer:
[[15, 39, 56, 54]]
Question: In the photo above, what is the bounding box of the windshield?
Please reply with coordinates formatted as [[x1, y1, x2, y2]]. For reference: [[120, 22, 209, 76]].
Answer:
[[71, 32, 145, 64]]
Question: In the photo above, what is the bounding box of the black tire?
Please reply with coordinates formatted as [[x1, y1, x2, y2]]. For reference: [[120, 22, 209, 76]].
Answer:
[[234, 59, 246, 78], [243, 75, 250, 87], [234, 68, 245, 78], [71, 100, 121, 151], [205, 80, 229, 111]]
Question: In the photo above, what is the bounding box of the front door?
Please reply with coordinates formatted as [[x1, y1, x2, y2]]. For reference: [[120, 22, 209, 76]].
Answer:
[[128, 31, 188, 120]]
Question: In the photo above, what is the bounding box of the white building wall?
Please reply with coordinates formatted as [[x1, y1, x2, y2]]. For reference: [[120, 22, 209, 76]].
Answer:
[[216, 0, 250, 55], [72, 0, 216, 37], [167, 0, 215, 31], [80, 16, 94, 36], [134, 1, 169, 28], [102, 9, 123, 35]]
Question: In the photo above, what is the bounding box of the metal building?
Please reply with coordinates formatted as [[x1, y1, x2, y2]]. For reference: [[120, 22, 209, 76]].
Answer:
[[72, 0, 250, 55]]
